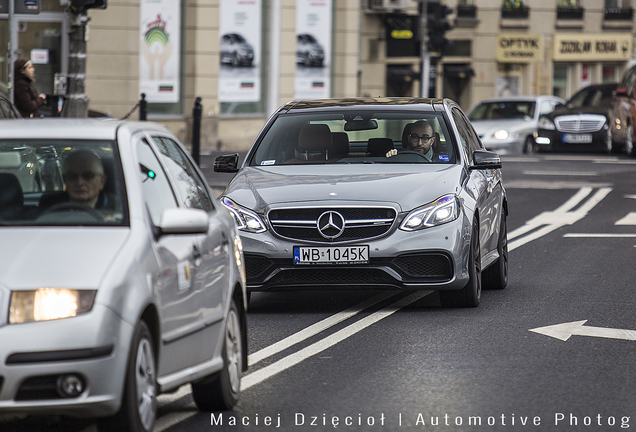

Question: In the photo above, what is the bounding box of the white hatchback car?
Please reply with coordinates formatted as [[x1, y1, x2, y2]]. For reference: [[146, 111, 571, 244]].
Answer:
[[0, 119, 247, 432], [468, 95, 564, 154]]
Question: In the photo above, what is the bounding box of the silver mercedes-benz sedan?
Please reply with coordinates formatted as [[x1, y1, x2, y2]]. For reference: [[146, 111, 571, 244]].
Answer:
[[214, 98, 508, 308], [0, 119, 247, 432]]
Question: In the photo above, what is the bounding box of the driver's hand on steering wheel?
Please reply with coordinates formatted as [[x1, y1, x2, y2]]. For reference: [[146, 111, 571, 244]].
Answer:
[[386, 149, 398, 158]]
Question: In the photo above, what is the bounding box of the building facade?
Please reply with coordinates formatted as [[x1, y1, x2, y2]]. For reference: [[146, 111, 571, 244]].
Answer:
[[1, 0, 634, 151]]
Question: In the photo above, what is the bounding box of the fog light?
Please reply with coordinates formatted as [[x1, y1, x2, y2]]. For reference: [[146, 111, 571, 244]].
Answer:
[[56, 374, 85, 398], [535, 137, 550, 145]]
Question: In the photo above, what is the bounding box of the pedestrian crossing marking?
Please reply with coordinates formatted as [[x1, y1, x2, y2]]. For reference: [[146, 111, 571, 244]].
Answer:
[[615, 212, 636, 226]]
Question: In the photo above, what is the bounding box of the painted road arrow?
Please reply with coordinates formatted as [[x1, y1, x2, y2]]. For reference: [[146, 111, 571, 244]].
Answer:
[[530, 320, 636, 342]]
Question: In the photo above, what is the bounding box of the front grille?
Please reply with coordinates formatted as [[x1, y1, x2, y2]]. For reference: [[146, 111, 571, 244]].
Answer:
[[15, 375, 60, 401], [268, 207, 397, 243], [393, 253, 452, 280], [555, 115, 606, 133], [269, 267, 398, 287]]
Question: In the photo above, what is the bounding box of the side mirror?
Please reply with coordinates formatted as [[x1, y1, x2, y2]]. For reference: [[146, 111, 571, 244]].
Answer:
[[472, 149, 502, 170], [158, 208, 209, 236], [214, 153, 240, 173]]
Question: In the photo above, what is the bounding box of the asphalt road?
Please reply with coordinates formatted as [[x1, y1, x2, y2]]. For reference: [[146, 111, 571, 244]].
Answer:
[[3, 151, 636, 432]]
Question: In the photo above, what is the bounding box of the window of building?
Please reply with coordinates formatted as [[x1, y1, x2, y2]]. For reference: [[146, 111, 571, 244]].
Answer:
[[553, 64, 569, 100], [603, 65, 619, 83]]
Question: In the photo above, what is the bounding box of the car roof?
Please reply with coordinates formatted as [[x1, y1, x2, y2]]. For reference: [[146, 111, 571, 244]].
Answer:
[[277, 97, 448, 114], [0, 118, 171, 140], [474, 95, 563, 104]]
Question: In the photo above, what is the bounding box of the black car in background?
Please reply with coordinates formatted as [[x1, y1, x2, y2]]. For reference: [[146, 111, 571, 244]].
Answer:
[[536, 83, 618, 153]]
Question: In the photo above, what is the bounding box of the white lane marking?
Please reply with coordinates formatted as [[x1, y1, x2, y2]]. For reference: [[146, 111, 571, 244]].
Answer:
[[594, 160, 636, 165], [248, 291, 398, 366], [155, 411, 197, 432], [504, 180, 612, 189], [501, 157, 542, 163], [530, 320, 636, 342], [563, 233, 636, 238], [240, 290, 433, 391], [626, 195, 636, 200], [508, 187, 612, 251], [523, 171, 598, 176], [615, 212, 636, 225]]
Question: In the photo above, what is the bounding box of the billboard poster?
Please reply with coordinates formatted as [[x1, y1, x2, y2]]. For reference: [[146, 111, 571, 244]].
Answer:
[[295, 0, 332, 100], [139, 0, 181, 103], [218, 0, 262, 103]]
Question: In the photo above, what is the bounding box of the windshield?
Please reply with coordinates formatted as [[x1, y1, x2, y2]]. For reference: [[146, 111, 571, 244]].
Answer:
[[566, 86, 615, 108], [250, 111, 456, 166], [468, 101, 536, 121], [0, 140, 128, 227]]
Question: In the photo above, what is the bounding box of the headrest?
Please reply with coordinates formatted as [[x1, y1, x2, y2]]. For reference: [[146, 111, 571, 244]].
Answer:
[[298, 124, 332, 152], [0, 173, 24, 220], [331, 132, 350, 157], [402, 123, 413, 146], [367, 138, 394, 157]]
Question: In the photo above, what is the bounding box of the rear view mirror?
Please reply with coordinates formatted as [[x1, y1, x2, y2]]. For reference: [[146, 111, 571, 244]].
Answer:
[[614, 87, 628, 97], [214, 153, 240, 173], [344, 119, 378, 131], [471, 150, 502, 170]]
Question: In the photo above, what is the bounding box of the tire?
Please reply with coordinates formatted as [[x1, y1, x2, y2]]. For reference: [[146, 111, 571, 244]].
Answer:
[[523, 136, 535, 154], [97, 321, 157, 432], [439, 219, 481, 307], [606, 127, 615, 154], [625, 125, 635, 156], [482, 211, 508, 290], [192, 299, 243, 411]]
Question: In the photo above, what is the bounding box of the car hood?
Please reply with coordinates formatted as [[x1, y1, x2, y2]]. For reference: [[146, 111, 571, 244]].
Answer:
[[544, 106, 609, 120], [471, 118, 536, 136], [223, 164, 464, 212], [0, 228, 129, 290]]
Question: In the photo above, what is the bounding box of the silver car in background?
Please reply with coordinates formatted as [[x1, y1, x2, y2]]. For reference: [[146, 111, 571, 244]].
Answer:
[[468, 95, 564, 154], [215, 98, 509, 308], [0, 119, 247, 432]]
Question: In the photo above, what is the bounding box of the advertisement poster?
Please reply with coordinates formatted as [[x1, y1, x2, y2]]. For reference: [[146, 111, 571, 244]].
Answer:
[[139, 0, 181, 103], [218, 0, 262, 103], [295, 0, 332, 100]]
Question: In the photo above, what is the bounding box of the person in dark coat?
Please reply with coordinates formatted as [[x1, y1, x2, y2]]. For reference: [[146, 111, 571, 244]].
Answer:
[[13, 58, 46, 118]]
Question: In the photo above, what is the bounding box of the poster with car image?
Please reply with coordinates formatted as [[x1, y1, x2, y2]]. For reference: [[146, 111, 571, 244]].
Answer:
[[295, 0, 332, 99], [218, 0, 261, 102], [139, 0, 181, 103]]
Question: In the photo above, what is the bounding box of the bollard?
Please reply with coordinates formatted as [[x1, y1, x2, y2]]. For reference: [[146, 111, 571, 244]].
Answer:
[[139, 93, 147, 121], [192, 97, 202, 166]]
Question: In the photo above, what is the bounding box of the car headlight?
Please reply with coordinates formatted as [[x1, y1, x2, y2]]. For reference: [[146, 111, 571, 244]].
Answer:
[[9, 289, 97, 324], [400, 194, 460, 231], [220, 197, 267, 233], [538, 116, 555, 130], [493, 129, 509, 140]]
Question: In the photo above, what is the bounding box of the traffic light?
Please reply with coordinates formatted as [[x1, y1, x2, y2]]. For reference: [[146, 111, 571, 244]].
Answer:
[[69, 0, 107, 14], [427, 3, 453, 56]]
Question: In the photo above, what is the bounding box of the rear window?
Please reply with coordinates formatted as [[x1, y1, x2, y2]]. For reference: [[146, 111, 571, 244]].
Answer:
[[0, 140, 128, 227], [250, 111, 456, 166]]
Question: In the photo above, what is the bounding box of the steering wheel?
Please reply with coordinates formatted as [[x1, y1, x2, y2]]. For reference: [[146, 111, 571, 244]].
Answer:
[[39, 202, 104, 222], [396, 150, 430, 160]]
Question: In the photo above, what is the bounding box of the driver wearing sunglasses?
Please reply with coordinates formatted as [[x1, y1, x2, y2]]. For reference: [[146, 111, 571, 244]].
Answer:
[[386, 120, 436, 162]]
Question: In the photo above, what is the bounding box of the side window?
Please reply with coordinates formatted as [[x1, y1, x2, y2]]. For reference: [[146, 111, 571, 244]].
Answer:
[[137, 139, 178, 226], [452, 107, 479, 162], [151, 136, 214, 213]]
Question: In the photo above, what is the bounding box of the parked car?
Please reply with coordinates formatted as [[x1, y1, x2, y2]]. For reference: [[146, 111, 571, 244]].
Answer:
[[0, 119, 247, 432], [468, 95, 564, 154], [220, 33, 254, 67], [535, 83, 618, 153], [214, 97, 508, 308], [609, 65, 636, 156], [296, 33, 325, 67]]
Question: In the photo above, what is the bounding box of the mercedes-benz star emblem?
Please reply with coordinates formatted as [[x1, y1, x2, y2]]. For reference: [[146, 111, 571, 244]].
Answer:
[[317, 211, 346, 239]]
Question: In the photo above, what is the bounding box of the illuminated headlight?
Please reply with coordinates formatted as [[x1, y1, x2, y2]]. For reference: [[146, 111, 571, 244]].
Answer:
[[220, 197, 267, 233], [493, 129, 509, 140], [9, 289, 97, 324], [400, 194, 460, 231], [538, 116, 555, 130]]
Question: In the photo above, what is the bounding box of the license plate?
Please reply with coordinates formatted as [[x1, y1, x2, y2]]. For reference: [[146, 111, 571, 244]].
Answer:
[[294, 245, 369, 264], [563, 133, 592, 143]]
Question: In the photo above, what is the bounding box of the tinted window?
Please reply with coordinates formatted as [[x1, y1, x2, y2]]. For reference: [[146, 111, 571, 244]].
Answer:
[[138, 139, 178, 226], [468, 101, 536, 120]]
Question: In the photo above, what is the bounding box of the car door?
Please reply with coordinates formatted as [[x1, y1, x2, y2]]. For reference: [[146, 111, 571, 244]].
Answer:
[[137, 136, 211, 375], [453, 107, 501, 257], [149, 135, 230, 356]]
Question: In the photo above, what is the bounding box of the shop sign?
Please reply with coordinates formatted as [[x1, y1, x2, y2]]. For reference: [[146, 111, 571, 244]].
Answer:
[[496, 34, 543, 63], [553, 34, 632, 61]]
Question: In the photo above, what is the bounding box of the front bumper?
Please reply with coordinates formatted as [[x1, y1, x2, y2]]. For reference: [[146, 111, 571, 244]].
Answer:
[[239, 217, 472, 292], [0, 303, 134, 418], [536, 129, 608, 152]]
